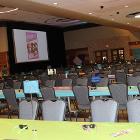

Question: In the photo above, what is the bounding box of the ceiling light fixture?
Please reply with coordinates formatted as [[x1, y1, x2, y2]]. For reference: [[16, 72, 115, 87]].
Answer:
[[126, 12, 140, 18], [135, 14, 140, 18], [127, 22, 130, 24], [124, 5, 128, 8], [88, 13, 92, 15], [111, 18, 114, 21], [0, 7, 18, 14], [53, 2, 58, 5]]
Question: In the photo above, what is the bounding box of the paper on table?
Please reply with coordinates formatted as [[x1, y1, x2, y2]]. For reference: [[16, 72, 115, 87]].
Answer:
[[112, 129, 133, 137], [15, 89, 23, 93]]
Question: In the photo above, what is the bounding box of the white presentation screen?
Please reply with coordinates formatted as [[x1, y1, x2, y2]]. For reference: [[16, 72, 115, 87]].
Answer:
[[13, 29, 49, 63]]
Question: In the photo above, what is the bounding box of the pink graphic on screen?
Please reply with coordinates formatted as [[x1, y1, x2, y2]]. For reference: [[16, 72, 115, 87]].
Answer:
[[26, 32, 39, 60]]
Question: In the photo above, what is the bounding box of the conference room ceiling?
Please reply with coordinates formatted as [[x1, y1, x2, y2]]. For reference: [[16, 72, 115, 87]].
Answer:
[[0, 0, 140, 30], [0, 7, 89, 27]]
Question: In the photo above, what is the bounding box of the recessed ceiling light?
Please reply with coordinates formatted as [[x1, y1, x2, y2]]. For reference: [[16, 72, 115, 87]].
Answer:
[[0, 7, 18, 14], [135, 14, 140, 18], [88, 13, 92, 15], [124, 5, 129, 8], [127, 22, 130, 24], [53, 2, 58, 5], [111, 18, 114, 21]]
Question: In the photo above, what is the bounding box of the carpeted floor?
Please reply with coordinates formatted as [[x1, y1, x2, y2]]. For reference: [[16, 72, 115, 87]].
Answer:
[[0, 109, 128, 122]]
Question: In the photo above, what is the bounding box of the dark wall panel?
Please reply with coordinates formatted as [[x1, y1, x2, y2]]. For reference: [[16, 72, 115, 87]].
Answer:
[[4, 21, 66, 74]]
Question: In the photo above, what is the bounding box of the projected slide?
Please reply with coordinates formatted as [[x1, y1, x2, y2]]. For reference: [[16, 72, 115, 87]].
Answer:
[[13, 29, 49, 63], [26, 32, 39, 60]]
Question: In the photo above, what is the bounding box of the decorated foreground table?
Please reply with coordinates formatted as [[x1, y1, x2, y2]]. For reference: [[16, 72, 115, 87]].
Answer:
[[0, 119, 140, 140]]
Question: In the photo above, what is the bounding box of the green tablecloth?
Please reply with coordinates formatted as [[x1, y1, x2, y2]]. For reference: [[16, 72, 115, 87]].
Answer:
[[0, 119, 140, 140]]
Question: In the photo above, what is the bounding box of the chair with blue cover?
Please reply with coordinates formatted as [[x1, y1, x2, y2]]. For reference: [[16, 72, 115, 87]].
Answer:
[[127, 99, 140, 122], [19, 99, 38, 120], [42, 100, 66, 121], [91, 99, 118, 122], [96, 77, 108, 87], [91, 74, 101, 88]]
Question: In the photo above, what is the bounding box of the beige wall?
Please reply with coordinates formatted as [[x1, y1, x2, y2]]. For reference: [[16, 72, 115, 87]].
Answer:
[[64, 26, 140, 62], [0, 27, 8, 52]]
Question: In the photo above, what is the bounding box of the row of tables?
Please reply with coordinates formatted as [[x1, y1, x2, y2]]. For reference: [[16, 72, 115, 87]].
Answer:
[[0, 86, 139, 99], [0, 86, 139, 139]]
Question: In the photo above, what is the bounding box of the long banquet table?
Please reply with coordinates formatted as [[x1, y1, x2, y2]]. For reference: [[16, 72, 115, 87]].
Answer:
[[0, 86, 139, 99], [0, 119, 140, 140]]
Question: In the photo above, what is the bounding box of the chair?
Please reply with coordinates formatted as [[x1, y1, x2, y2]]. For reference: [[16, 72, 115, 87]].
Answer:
[[39, 74, 48, 86], [54, 78, 62, 87], [42, 100, 66, 121], [67, 97, 78, 121], [2, 88, 19, 118], [91, 99, 118, 122], [0, 103, 7, 112], [0, 82, 4, 90], [13, 81, 21, 89], [44, 80, 55, 87], [62, 79, 72, 86], [133, 71, 140, 76], [111, 66, 116, 75], [127, 99, 140, 122], [115, 72, 126, 84], [73, 86, 90, 121], [5, 79, 14, 88], [127, 76, 140, 86], [96, 77, 108, 87], [109, 84, 128, 109], [40, 87, 56, 100], [73, 86, 90, 110], [76, 78, 88, 86], [19, 100, 38, 120], [68, 74, 78, 86], [0, 85, 7, 113], [109, 83, 127, 120], [137, 82, 140, 93]]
